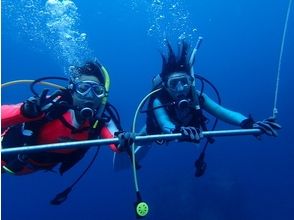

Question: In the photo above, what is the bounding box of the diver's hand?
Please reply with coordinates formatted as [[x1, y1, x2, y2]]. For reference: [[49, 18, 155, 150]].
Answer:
[[179, 126, 203, 143], [115, 131, 136, 152], [253, 117, 281, 137], [21, 89, 62, 118]]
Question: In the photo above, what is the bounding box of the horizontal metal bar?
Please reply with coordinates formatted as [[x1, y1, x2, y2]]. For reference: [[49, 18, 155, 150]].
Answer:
[[1, 129, 262, 155]]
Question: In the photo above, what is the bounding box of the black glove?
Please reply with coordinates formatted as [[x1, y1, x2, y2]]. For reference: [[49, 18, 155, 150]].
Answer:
[[241, 116, 281, 137], [115, 131, 136, 152], [179, 126, 202, 143], [21, 89, 62, 118], [253, 117, 281, 137]]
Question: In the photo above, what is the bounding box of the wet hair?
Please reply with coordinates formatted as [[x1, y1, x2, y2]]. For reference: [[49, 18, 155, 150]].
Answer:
[[70, 60, 105, 84], [160, 40, 192, 81]]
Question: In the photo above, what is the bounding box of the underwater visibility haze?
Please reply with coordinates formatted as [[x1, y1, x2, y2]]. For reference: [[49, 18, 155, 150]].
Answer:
[[1, 0, 294, 219]]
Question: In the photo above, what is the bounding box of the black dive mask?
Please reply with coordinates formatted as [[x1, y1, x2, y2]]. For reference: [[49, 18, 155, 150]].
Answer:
[[165, 73, 192, 99]]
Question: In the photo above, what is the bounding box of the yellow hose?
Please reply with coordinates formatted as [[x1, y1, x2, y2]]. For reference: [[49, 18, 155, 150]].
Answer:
[[1, 80, 65, 89]]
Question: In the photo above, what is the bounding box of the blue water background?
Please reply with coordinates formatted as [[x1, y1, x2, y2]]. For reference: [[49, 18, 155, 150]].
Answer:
[[1, 0, 294, 219]]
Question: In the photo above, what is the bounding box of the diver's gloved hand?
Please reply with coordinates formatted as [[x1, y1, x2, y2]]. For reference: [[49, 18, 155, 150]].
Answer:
[[179, 126, 203, 143], [240, 116, 281, 137], [253, 117, 281, 137], [115, 131, 136, 152], [21, 89, 62, 118]]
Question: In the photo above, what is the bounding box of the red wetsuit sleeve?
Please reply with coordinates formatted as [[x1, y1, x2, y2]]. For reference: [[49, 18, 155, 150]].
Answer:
[[1, 104, 42, 129]]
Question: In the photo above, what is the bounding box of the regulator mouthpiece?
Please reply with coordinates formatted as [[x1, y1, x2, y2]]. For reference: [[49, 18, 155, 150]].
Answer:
[[80, 107, 94, 119], [177, 99, 191, 109]]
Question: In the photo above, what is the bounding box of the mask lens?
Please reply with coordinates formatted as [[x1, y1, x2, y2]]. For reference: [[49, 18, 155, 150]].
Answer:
[[168, 79, 179, 90], [75, 81, 105, 98], [76, 83, 91, 93], [92, 85, 105, 96], [178, 78, 189, 86], [167, 75, 191, 91]]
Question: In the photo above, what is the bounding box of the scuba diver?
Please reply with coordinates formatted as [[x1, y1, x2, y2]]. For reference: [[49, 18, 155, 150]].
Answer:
[[114, 40, 281, 175], [1, 60, 134, 202]]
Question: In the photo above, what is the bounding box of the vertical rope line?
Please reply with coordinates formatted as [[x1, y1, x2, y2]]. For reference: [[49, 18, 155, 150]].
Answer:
[[273, 0, 292, 118]]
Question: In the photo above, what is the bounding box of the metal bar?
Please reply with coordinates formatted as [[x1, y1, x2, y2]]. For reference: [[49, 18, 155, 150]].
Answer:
[[1, 129, 262, 155]]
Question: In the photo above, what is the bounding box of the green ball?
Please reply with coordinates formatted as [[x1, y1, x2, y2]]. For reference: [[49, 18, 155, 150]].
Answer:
[[136, 202, 149, 217]]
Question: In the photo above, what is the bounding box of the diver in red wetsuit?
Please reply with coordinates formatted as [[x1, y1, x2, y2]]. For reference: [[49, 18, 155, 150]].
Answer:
[[1, 60, 133, 176]]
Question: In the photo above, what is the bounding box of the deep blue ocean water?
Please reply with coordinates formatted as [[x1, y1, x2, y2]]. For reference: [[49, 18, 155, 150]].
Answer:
[[1, 0, 294, 219]]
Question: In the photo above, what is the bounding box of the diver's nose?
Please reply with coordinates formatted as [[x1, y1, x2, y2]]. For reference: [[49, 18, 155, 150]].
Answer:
[[176, 81, 184, 91], [84, 88, 95, 98]]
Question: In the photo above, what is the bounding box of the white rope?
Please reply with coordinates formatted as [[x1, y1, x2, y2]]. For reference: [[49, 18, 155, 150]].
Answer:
[[273, 0, 292, 118]]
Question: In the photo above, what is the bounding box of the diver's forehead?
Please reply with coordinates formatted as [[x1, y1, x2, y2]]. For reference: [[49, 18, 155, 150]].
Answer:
[[78, 75, 99, 82], [168, 72, 189, 78]]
